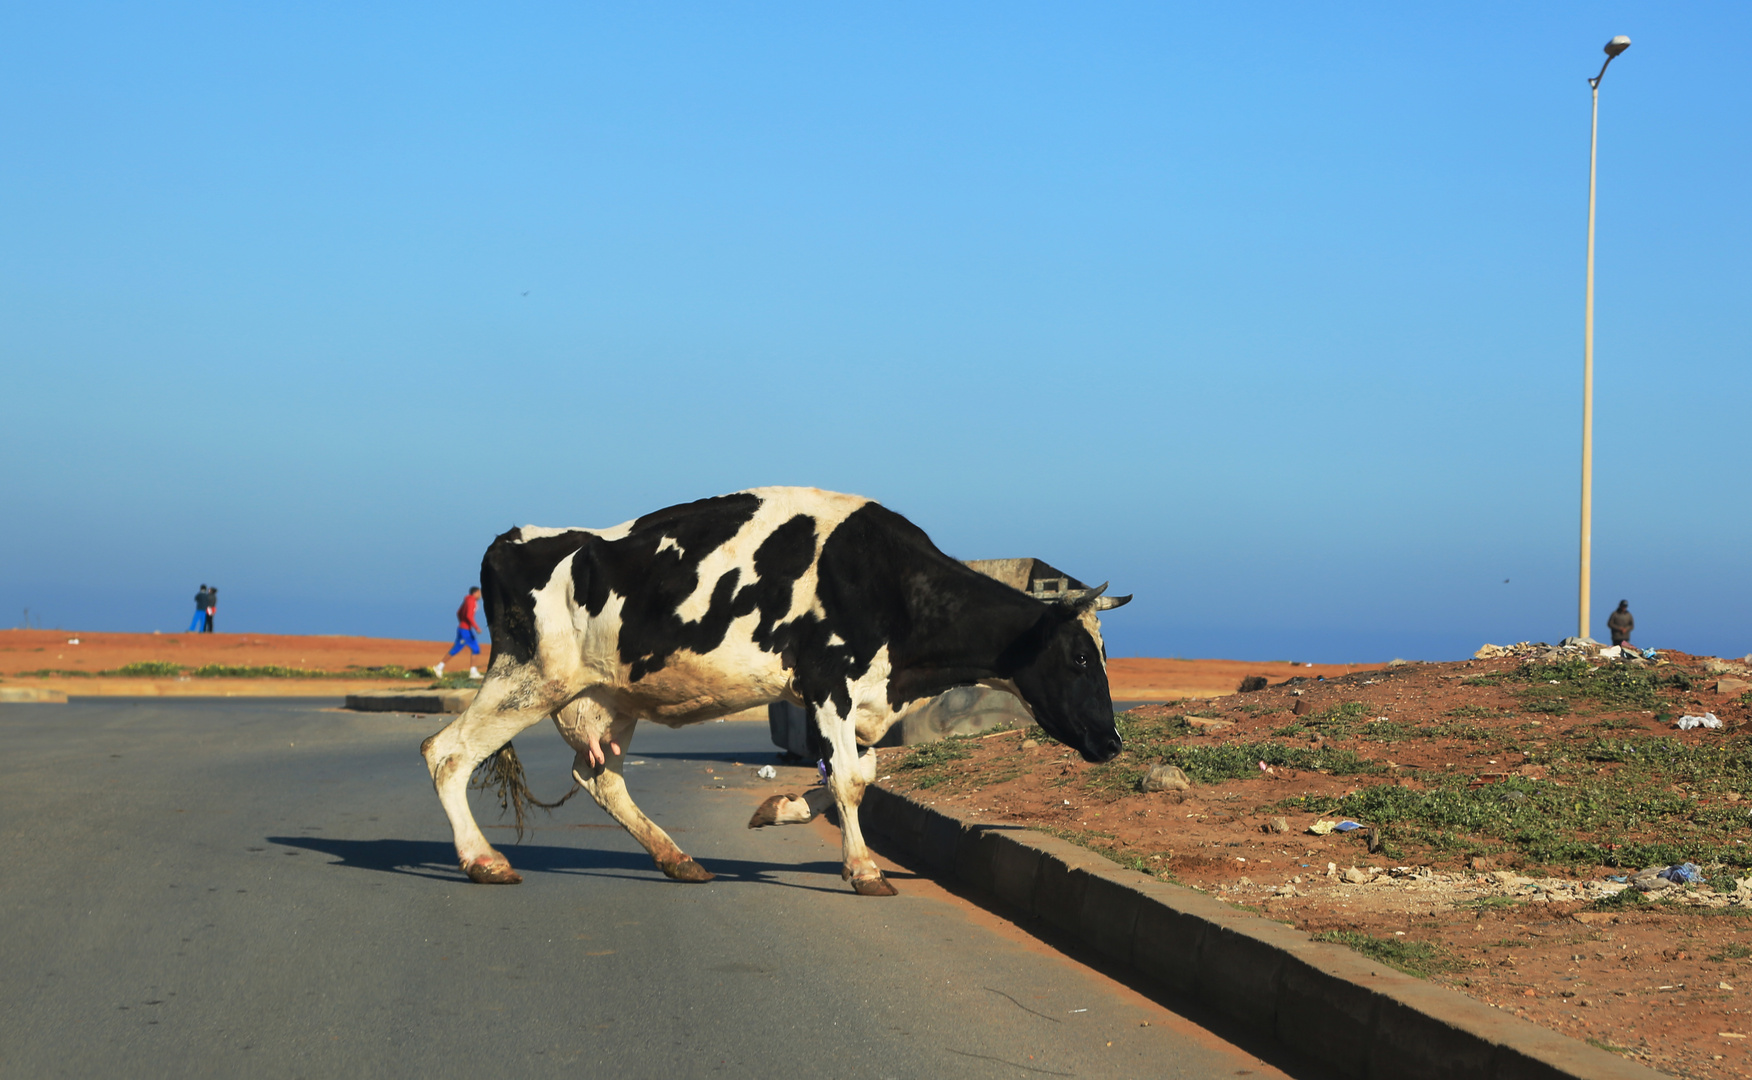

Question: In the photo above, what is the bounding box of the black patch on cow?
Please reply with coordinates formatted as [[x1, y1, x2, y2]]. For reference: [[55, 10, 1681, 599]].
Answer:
[[479, 527, 594, 668], [568, 492, 764, 681]]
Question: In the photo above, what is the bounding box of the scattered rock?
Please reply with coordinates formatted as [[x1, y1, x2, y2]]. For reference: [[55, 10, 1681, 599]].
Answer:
[[1186, 716, 1234, 732], [1293, 697, 1315, 716], [1470, 856, 1495, 871], [1237, 675, 1269, 693], [1716, 678, 1751, 696], [1020, 739, 1039, 749], [1342, 866, 1371, 884], [1262, 816, 1291, 834], [1140, 764, 1191, 793]]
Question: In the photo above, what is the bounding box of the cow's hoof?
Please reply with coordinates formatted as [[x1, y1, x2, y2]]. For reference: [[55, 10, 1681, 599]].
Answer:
[[662, 858, 715, 883], [748, 793, 796, 829], [850, 874, 898, 897], [463, 858, 523, 885]]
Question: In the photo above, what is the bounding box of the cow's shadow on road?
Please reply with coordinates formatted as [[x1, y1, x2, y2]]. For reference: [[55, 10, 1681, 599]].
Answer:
[[265, 835, 871, 893]]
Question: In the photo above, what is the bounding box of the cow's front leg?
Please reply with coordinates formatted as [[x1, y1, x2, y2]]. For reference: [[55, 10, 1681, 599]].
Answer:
[[816, 703, 895, 896]]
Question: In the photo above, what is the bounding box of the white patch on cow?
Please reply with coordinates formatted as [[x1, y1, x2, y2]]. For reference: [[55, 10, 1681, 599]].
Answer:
[[1077, 609, 1109, 670], [529, 550, 590, 685], [826, 633, 846, 647], [655, 535, 682, 556], [516, 520, 636, 543]]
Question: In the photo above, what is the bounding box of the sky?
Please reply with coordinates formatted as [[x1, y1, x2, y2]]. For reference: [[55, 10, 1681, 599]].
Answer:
[[2, 3, 1747, 663]]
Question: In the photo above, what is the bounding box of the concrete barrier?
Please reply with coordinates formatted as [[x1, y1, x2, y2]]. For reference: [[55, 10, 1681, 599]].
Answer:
[[860, 784, 1660, 1080], [344, 688, 474, 714]]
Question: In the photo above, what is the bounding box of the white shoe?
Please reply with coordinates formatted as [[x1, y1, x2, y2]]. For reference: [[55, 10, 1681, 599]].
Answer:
[[433, 662, 445, 678], [468, 667, 483, 680]]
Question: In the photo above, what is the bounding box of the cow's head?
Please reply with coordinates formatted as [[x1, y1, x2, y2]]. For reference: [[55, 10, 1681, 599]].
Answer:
[[1005, 585, 1132, 763]]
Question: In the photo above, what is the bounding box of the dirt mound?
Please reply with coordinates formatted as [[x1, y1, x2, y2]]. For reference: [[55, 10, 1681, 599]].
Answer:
[[883, 649, 1752, 1078]]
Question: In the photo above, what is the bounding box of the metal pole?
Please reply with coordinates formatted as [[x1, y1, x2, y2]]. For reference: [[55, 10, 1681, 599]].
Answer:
[[1580, 78, 1599, 641]]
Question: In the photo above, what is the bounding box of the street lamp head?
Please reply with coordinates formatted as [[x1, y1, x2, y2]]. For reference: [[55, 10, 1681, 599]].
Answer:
[[1604, 35, 1631, 58]]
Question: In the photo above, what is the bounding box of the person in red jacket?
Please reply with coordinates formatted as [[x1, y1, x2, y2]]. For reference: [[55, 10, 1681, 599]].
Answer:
[[434, 586, 485, 680]]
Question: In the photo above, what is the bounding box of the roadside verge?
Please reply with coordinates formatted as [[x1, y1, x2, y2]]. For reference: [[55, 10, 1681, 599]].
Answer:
[[861, 784, 1660, 1080]]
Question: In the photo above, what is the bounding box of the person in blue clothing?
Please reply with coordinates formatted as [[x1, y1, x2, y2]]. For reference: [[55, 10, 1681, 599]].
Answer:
[[434, 586, 485, 680], [189, 585, 211, 632]]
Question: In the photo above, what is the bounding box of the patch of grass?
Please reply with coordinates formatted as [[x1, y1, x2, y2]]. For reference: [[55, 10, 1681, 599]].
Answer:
[[190, 664, 328, 678], [1710, 873, 1741, 895], [114, 661, 182, 677], [1460, 895, 1524, 911], [1146, 741, 1383, 787], [1311, 930, 1458, 978], [895, 737, 974, 790], [1512, 658, 1694, 717], [1587, 888, 1647, 910], [1445, 704, 1503, 720], [1708, 943, 1752, 962], [1586, 1037, 1632, 1056], [14, 668, 94, 677]]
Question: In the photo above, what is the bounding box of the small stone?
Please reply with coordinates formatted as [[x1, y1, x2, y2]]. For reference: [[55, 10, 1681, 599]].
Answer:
[[1342, 866, 1370, 884], [1723, 982, 1736, 991], [1141, 764, 1192, 793], [1716, 678, 1751, 696], [1262, 816, 1291, 834], [1021, 739, 1039, 749], [1293, 697, 1315, 716], [1237, 877, 1253, 886], [1186, 716, 1235, 732], [1470, 856, 1495, 871]]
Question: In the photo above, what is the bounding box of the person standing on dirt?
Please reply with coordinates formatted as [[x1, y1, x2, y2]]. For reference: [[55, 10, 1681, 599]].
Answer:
[[203, 587, 218, 633], [1607, 600, 1634, 647], [189, 585, 211, 632], [434, 586, 484, 680]]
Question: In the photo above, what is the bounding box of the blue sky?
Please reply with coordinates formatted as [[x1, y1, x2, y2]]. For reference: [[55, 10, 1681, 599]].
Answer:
[[3, 4, 1747, 662]]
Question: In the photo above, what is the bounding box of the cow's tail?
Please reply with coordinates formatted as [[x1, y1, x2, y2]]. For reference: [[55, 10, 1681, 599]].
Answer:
[[469, 742, 580, 843]]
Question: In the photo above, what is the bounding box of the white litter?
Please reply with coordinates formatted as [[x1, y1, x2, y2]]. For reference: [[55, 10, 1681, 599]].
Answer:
[[1676, 713, 1723, 730], [756, 765, 777, 779]]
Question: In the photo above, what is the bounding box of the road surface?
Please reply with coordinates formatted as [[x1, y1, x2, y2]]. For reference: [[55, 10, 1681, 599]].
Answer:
[[0, 697, 1312, 1078]]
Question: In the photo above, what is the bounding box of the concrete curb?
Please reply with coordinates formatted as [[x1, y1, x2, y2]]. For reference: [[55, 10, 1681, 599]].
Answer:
[[344, 688, 474, 713], [0, 687, 68, 703], [861, 785, 1660, 1080]]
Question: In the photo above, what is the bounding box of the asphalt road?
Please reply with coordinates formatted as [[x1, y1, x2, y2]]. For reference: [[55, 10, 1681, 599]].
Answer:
[[1, 697, 1304, 1079]]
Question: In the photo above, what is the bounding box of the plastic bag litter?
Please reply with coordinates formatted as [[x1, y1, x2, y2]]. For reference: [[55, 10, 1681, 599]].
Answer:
[[1643, 648, 1660, 660], [1334, 821, 1363, 832], [1659, 863, 1704, 884], [756, 765, 777, 779], [1676, 714, 1723, 730], [1309, 820, 1338, 835]]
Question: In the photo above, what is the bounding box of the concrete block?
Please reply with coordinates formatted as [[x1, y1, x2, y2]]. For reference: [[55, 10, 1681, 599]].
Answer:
[[344, 689, 473, 713], [1275, 949, 1390, 1077], [1192, 916, 1309, 1034], [1033, 859, 1092, 936], [1078, 869, 1145, 963], [1716, 677, 1751, 696], [954, 825, 1002, 894], [1129, 891, 1213, 996], [918, 810, 966, 875], [988, 833, 1044, 912], [1365, 982, 1499, 1080], [0, 687, 68, 703]]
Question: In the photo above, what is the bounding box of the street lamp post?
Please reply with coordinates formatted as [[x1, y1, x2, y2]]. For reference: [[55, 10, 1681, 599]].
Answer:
[[1579, 34, 1631, 643]]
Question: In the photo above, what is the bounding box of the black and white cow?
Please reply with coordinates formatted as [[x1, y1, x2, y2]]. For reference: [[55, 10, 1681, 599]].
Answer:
[[421, 487, 1130, 896]]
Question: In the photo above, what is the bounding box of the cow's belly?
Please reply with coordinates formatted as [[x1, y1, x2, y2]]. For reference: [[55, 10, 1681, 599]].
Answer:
[[594, 642, 792, 728]]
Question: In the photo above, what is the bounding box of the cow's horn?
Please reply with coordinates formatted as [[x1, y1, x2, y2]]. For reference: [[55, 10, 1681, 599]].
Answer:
[[1093, 593, 1133, 611]]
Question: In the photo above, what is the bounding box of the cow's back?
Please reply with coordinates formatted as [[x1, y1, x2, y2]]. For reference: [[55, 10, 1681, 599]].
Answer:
[[481, 487, 878, 719]]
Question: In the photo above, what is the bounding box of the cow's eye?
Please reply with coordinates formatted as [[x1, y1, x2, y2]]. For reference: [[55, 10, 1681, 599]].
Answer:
[[1073, 652, 1090, 669]]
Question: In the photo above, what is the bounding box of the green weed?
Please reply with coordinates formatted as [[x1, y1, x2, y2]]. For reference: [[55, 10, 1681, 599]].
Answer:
[[115, 661, 182, 677], [1312, 930, 1458, 978]]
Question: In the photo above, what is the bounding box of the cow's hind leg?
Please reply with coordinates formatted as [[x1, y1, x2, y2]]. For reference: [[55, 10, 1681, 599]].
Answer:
[[572, 712, 714, 883], [422, 671, 564, 884]]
